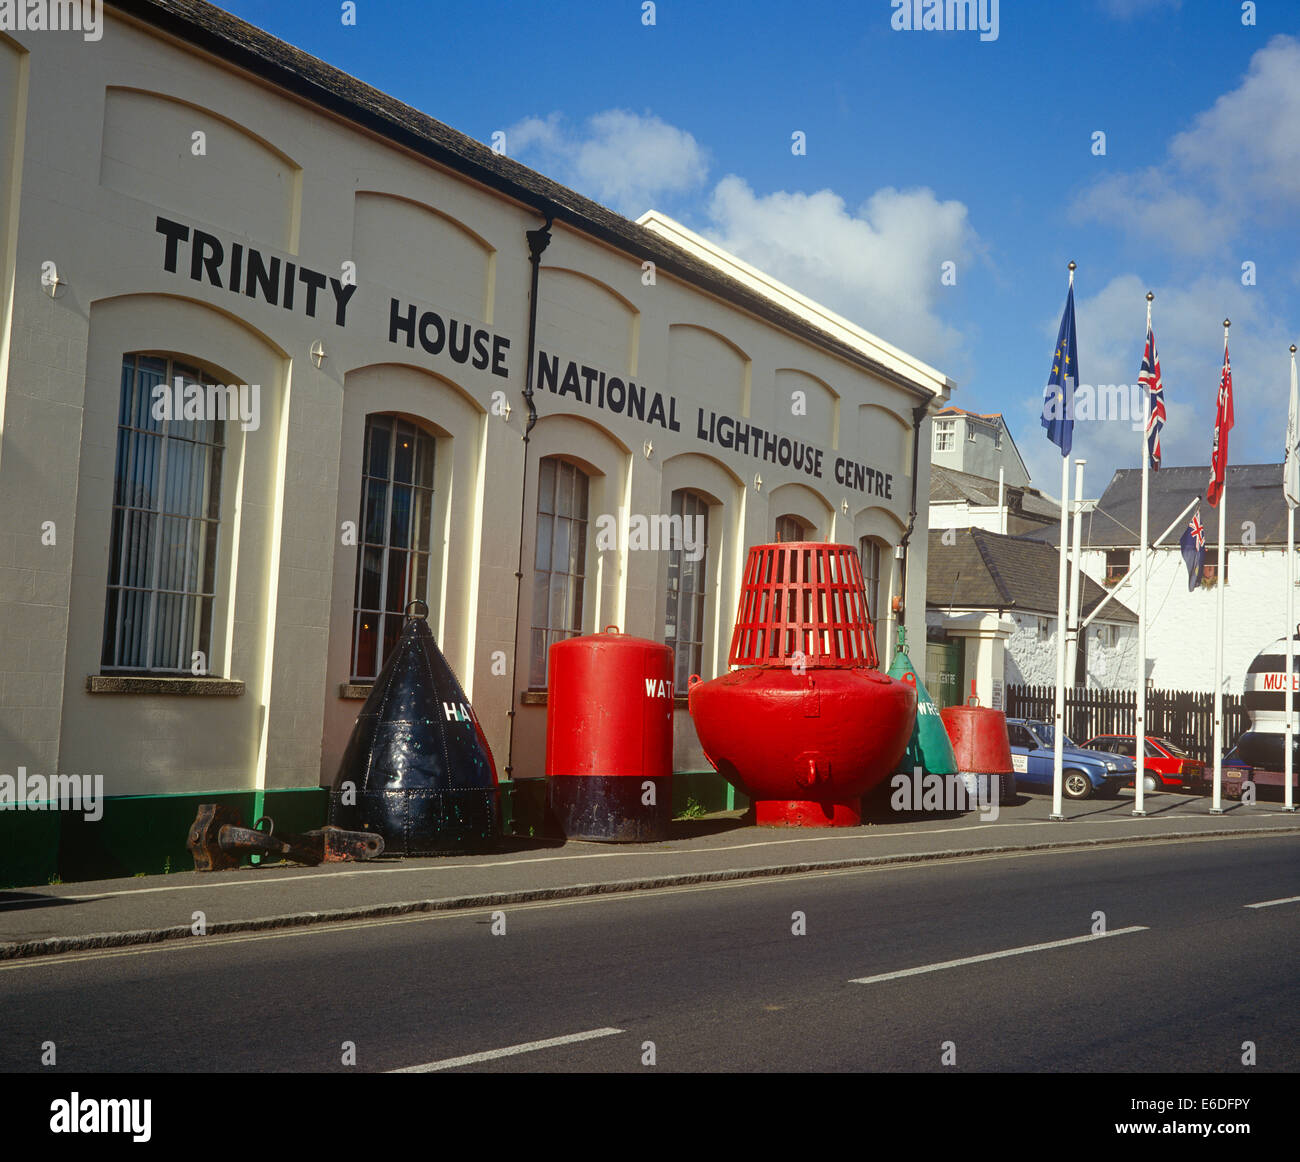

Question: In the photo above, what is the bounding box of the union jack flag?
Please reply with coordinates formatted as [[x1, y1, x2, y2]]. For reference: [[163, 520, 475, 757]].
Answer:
[[1140, 321, 1165, 469], [1180, 509, 1206, 591]]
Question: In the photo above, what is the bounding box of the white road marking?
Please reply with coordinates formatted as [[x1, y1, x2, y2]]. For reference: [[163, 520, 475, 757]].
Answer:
[[1244, 895, 1300, 909], [849, 926, 1149, 985], [388, 1027, 624, 1073]]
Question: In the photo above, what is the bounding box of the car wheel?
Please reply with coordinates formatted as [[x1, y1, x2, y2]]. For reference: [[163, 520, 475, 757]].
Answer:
[[1142, 772, 1160, 795], [1063, 769, 1093, 800]]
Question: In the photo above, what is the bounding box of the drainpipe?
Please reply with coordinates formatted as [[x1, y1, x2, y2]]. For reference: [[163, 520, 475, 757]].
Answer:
[[504, 214, 553, 781], [893, 402, 930, 649]]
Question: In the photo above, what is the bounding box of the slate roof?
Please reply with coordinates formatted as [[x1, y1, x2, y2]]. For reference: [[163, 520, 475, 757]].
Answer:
[[930, 465, 1058, 523], [927, 528, 1137, 623], [1020, 464, 1290, 548], [106, 0, 948, 401]]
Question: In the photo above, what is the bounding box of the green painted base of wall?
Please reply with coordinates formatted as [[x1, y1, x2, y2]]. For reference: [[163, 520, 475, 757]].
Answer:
[[3, 774, 748, 886], [1, 788, 328, 889]]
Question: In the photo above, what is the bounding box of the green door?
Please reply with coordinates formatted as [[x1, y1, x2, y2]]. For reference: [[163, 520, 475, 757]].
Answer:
[[925, 640, 964, 711]]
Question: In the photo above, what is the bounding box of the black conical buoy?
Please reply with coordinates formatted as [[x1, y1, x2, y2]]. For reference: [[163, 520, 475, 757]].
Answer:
[[329, 601, 499, 855]]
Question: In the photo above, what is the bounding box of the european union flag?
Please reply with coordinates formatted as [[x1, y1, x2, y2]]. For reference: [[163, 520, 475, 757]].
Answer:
[[1041, 284, 1078, 456]]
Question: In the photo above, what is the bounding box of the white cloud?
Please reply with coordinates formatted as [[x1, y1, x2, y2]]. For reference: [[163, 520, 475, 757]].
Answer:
[[1070, 35, 1300, 251], [702, 176, 979, 366], [505, 109, 709, 216], [1169, 35, 1300, 213]]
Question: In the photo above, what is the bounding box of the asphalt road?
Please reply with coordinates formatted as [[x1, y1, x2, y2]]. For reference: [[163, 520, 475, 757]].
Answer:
[[1, 833, 1296, 1073]]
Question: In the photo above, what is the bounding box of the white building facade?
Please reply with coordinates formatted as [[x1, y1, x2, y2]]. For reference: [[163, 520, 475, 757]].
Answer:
[[0, 1, 952, 880]]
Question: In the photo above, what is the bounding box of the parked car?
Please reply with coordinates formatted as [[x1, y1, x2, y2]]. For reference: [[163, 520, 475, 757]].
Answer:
[[1082, 734, 1204, 793], [1005, 719, 1134, 800]]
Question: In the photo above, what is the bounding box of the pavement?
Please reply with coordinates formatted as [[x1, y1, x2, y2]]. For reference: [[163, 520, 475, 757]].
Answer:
[[2, 788, 1297, 960]]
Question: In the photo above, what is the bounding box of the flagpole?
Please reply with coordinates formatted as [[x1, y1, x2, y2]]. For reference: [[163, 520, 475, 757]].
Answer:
[[1051, 261, 1075, 822], [1211, 319, 1230, 815], [1287, 343, 1297, 813], [1066, 458, 1085, 688], [1132, 294, 1154, 814]]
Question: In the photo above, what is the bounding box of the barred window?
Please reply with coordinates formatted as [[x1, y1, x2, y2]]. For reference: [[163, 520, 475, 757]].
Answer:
[[102, 355, 223, 673], [351, 415, 436, 680], [530, 457, 589, 687], [775, 514, 809, 543], [665, 489, 709, 689]]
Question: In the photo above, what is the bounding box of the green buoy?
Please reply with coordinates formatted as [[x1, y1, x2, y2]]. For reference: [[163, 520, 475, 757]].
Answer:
[[886, 627, 957, 776]]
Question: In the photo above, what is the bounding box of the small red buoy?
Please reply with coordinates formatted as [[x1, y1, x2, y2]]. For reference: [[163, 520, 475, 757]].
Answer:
[[941, 704, 1013, 773]]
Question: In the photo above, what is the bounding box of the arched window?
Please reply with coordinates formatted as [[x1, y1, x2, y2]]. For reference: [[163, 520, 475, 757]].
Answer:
[[351, 414, 436, 680], [775, 513, 810, 543], [665, 489, 709, 688], [102, 354, 224, 674], [530, 456, 590, 687]]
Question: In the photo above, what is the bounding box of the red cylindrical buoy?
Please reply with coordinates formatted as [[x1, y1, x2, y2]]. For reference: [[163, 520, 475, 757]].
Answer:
[[546, 627, 674, 841], [688, 542, 916, 827], [940, 703, 1017, 804]]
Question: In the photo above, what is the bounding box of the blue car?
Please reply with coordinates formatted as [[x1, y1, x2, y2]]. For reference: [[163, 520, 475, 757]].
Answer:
[[1005, 718, 1134, 801]]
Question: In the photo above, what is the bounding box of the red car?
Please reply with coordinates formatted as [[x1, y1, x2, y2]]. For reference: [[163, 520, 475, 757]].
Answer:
[[1082, 735, 1204, 793]]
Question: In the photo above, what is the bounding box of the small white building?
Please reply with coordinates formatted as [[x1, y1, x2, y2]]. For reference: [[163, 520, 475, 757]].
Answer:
[[930, 406, 1030, 488], [1022, 464, 1299, 696], [925, 527, 1138, 711]]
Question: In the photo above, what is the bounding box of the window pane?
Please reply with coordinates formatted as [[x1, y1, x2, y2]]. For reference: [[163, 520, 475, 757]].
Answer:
[[414, 431, 435, 489], [556, 461, 574, 517], [535, 513, 553, 571], [390, 484, 412, 549], [364, 479, 388, 544], [360, 546, 382, 610], [366, 417, 391, 479], [393, 425, 415, 484], [386, 550, 409, 612], [538, 458, 556, 515], [354, 611, 378, 678]]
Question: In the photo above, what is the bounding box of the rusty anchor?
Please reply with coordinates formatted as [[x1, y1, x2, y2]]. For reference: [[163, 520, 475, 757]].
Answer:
[[187, 803, 385, 872]]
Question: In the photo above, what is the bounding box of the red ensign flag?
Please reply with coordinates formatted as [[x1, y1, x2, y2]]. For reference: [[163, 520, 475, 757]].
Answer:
[[1207, 343, 1234, 506]]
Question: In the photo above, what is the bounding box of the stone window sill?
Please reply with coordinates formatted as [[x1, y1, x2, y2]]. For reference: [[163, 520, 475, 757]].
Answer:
[[520, 690, 548, 705], [87, 675, 244, 696], [340, 683, 373, 700]]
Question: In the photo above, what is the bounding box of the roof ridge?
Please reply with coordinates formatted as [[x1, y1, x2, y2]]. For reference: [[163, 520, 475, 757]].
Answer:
[[969, 529, 1014, 607]]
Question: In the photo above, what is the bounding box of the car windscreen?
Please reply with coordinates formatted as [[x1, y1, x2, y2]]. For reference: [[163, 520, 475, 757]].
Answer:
[[1034, 723, 1075, 749], [1152, 738, 1189, 757]]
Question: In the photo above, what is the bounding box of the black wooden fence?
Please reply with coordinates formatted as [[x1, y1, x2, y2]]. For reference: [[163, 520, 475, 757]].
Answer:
[[1005, 684, 1248, 761]]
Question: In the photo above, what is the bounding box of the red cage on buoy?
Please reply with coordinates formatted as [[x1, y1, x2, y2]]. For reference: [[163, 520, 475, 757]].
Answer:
[[688, 542, 916, 827]]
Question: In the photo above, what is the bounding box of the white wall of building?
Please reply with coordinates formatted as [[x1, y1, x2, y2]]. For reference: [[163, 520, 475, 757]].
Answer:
[[1076, 546, 1296, 695]]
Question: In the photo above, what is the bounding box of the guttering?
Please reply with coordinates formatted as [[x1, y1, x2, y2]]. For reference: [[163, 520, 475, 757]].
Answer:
[[894, 403, 930, 620], [504, 214, 552, 780]]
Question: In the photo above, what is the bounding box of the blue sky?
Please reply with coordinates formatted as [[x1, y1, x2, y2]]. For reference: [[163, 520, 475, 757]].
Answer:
[[220, 0, 1299, 500]]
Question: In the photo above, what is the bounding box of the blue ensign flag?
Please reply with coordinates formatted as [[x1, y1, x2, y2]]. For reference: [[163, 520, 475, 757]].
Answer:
[[1180, 509, 1206, 591], [1041, 285, 1078, 456]]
